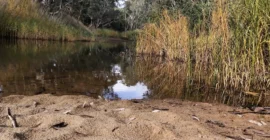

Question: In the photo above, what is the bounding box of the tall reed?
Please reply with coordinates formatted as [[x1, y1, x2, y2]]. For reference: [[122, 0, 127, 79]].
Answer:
[[136, 0, 270, 99], [137, 10, 189, 61]]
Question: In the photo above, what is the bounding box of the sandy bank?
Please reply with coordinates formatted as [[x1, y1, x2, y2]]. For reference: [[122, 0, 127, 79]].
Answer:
[[0, 94, 269, 140]]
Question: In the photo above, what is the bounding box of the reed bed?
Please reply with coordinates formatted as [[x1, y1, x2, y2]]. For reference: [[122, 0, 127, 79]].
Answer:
[[137, 10, 189, 61], [135, 57, 187, 99], [136, 0, 270, 102], [0, 0, 89, 41], [134, 57, 270, 106]]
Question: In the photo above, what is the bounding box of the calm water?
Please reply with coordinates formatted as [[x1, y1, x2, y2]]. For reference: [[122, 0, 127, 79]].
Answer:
[[0, 40, 268, 106], [0, 40, 148, 100]]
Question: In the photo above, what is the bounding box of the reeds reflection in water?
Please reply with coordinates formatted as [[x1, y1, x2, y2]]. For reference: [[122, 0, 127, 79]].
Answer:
[[134, 57, 270, 107], [0, 40, 269, 106]]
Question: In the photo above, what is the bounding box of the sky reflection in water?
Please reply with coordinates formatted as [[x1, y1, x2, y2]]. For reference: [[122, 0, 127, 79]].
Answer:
[[109, 65, 148, 99], [0, 41, 268, 106], [0, 41, 149, 100]]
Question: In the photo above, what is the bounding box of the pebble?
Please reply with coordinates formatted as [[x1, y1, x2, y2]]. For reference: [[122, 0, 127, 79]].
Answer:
[[152, 110, 160, 113]]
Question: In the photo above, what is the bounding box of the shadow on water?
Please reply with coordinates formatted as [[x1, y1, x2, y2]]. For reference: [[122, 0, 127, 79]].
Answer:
[[0, 39, 269, 106]]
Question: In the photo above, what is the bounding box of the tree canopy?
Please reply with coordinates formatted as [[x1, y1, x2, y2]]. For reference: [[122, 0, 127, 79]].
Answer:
[[35, 0, 213, 31]]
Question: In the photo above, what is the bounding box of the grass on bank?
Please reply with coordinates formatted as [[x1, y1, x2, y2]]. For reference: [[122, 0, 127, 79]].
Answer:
[[137, 0, 270, 99], [0, 0, 137, 41], [0, 0, 91, 41], [93, 28, 139, 41]]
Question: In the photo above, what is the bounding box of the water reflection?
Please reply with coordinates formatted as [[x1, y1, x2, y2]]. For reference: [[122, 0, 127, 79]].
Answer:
[[134, 57, 270, 107], [103, 65, 149, 100], [0, 40, 149, 100], [134, 57, 187, 99], [111, 81, 148, 99], [0, 40, 268, 106]]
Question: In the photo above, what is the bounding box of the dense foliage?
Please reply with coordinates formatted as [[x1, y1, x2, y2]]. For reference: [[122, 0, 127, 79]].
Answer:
[[0, 0, 216, 33], [40, 0, 124, 30], [34, 0, 214, 30]]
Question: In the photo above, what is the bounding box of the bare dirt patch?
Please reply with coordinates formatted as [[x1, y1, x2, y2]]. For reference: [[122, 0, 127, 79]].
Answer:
[[0, 94, 269, 140]]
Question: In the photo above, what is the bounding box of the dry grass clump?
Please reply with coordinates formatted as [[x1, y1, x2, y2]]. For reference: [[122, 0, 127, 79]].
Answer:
[[136, 0, 270, 98], [137, 10, 189, 61], [0, 0, 90, 41]]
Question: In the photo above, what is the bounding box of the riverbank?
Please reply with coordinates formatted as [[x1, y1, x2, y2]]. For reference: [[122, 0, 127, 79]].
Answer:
[[0, 0, 136, 42], [0, 94, 269, 140]]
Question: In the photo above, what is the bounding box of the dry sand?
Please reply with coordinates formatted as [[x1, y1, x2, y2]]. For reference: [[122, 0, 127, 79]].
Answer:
[[0, 94, 269, 140]]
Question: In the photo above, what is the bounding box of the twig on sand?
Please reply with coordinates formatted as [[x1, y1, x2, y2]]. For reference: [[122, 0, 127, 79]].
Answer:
[[152, 107, 169, 113], [112, 126, 119, 132], [229, 107, 270, 115], [51, 122, 68, 130], [219, 133, 246, 140], [206, 120, 225, 127], [152, 107, 169, 111], [218, 131, 249, 140], [82, 101, 87, 108], [33, 101, 38, 108], [79, 115, 94, 118], [7, 107, 18, 128], [192, 115, 200, 121], [243, 127, 270, 138], [63, 110, 72, 115]]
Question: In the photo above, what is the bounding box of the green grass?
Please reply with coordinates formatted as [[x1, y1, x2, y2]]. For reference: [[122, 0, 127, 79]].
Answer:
[[93, 29, 120, 38], [93, 28, 139, 41], [120, 30, 140, 40]]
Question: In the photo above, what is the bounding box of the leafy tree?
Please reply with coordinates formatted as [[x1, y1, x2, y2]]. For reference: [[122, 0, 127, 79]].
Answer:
[[123, 0, 213, 30]]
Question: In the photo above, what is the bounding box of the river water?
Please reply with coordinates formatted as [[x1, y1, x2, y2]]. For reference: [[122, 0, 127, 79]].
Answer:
[[0, 40, 148, 100], [0, 40, 268, 106]]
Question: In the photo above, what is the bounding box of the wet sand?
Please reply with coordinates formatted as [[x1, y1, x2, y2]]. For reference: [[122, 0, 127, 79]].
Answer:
[[0, 94, 269, 140]]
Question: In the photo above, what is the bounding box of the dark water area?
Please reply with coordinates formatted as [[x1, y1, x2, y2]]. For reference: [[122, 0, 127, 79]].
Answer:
[[0, 40, 148, 100], [0, 40, 268, 107]]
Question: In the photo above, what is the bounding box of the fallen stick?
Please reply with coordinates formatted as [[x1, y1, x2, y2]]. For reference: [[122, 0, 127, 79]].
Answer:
[[33, 101, 38, 108], [7, 107, 18, 128], [220, 133, 246, 140], [82, 101, 87, 108], [243, 127, 270, 138], [112, 126, 119, 132], [206, 120, 225, 127], [228, 111, 270, 115]]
